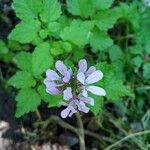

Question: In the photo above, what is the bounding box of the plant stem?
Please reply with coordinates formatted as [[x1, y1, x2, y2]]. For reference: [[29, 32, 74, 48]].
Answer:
[[104, 130, 150, 150], [76, 113, 86, 150]]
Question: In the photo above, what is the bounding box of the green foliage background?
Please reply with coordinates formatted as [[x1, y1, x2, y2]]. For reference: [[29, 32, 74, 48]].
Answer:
[[0, 1, 150, 147]]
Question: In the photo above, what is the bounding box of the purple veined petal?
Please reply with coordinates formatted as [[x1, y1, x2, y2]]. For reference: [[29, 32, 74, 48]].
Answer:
[[44, 80, 63, 89], [55, 60, 68, 76], [82, 88, 88, 97], [78, 59, 87, 73], [46, 69, 61, 81], [87, 86, 106, 96], [85, 70, 103, 84], [77, 72, 85, 85], [46, 87, 61, 95], [63, 87, 73, 100], [60, 107, 70, 118], [76, 101, 89, 113], [69, 106, 77, 117], [69, 68, 72, 76], [79, 96, 94, 106], [44, 79, 57, 87], [63, 70, 72, 83], [86, 66, 96, 76]]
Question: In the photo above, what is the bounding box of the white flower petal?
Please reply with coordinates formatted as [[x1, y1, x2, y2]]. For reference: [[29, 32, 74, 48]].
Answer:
[[63, 87, 73, 100], [86, 66, 96, 76], [55, 60, 68, 76], [46, 69, 60, 81], [87, 86, 106, 96], [63, 70, 72, 83], [60, 107, 70, 118], [86, 70, 103, 84], [69, 106, 77, 117], [78, 59, 87, 73], [77, 101, 89, 113], [79, 96, 95, 106], [82, 89, 88, 97], [77, 72, 85, 85], [46, 87, 61, 95]]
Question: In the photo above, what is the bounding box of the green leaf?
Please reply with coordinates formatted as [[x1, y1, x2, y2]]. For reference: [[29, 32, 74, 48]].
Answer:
[[14, 52, 32, 72], [9, 20, 41, 44], [129, 44, 143, 55], [38, 85, 62, 107], [90, 29, 113, 52], [96, 63, 131, 101], [13, 0, 42, 20], [37, 85, 52, 103], [48, 95, 62, 108], [0, 40, 8, 54], [66, 0, 114, 18], [94, 9, 120, 31], [40, 0, 61, 23], [67, 0, 95, 18], [32, 43, 53, 77], [48, 22, 61, 33], [109, 45, 124, 61], [50, 41, 64, 56], [132, 56, 143, 72], [117, 3, 140, 29], [90, 95, 104, 116], [60, 20, 91, 47], [8, 71, 36, 89], [93, 0, 114, 10], [15, 88, 41, 117], [143, 63, 150, 80]]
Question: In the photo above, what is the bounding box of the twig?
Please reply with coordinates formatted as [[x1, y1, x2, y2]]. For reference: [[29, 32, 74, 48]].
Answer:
[[45, 115, 78, 135], [84, 130, 115, 143], [104, 130, 150, 150], [35, 109, 42, 120]]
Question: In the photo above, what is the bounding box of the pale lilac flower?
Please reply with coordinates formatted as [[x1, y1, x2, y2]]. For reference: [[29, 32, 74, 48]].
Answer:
[[60, 87, 94, 118], [77, 59, 106, 97], [44, 60, 72, 95]]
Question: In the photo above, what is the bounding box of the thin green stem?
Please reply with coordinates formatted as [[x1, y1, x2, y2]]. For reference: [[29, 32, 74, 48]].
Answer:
[[76, 113, 86, 150], [104, 130, 150, 150]]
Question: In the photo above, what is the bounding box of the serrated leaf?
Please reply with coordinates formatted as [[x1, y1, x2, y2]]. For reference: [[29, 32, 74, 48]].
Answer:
[[60, 20, 91, 46], [38, 85, 52, 103], [13, 0, 42, 20], [96, 63, 131, 101], [32, 43, 53, 77], [50, 41, 64, 56], [8, 71, 36, 89], [67, 0, 95, 18], [48, 96, 62, 108], [93, 0, 114, 10], [143, 63, 150, 79], [9, 20, 41, 44], [38, 85, 62, 107], [15, 88, 41, 117], [14, 52, 32, 72], [0, 40, 8, 54], [90, 95, 104, 116], [95, 9, 120, 31], [90, 29, 113, 52], [132, 56, 143, 72], [109, 45, 124, 61], [117, 3, 140, 29], [66, 0, 114, 18], [40, 0, 61, 23]]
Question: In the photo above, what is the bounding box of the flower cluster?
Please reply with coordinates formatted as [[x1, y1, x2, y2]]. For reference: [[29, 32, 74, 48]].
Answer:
[[44, 59, 106, 118]]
